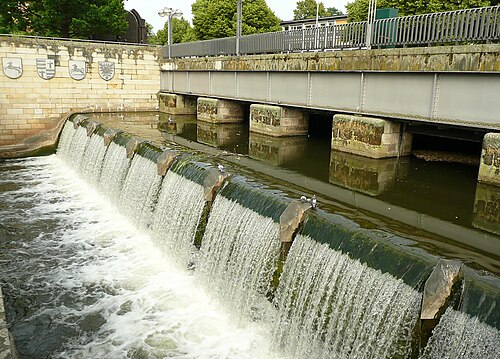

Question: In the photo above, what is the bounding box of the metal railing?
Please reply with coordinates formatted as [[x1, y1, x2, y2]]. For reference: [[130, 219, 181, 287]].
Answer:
[[167, 6, 499, 58], [372, 6, 500, 47]]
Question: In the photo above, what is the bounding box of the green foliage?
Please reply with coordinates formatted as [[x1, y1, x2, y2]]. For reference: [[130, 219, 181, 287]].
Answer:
[[293, 0, 329, 20], [0, 0, 36, 34], [191, 0, 281, 40], [0, 0, 128, 39], [148, 17, 195, 45], [326, 7, 344, 16], [346, 0, 492, 22]]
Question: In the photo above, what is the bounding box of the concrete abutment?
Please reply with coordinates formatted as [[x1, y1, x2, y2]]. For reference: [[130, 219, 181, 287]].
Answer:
[[158, 92, 196, 115], [249, 104, 308, 137], [331, 114, 412, 159], [478, 132, 500, 186], [197, 98, 244, 124]]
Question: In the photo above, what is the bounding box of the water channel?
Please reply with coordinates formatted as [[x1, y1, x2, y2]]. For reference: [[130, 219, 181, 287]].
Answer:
[[0, 111, 499, 358]]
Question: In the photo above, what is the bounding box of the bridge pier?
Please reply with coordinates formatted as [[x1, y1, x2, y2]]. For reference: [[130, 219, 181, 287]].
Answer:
[[331, 114, 412, 159], [158, 93, 197, 115], [197, 98, 243, 123], [250, 104, 308, 137], [478, 132, 500, 186]]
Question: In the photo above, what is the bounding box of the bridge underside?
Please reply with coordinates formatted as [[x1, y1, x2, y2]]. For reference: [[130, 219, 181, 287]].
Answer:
[[160, 70, 500, 130]]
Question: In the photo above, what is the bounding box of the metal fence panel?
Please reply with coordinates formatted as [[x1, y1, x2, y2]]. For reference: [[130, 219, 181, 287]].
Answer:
[[166, 6, 499, 58]]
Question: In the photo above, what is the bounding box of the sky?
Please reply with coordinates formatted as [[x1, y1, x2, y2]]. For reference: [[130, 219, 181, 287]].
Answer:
[[124, 0, 350, 32]]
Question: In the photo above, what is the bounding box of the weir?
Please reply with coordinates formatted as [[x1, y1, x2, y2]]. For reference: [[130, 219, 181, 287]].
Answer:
[[0, 116, 499, 358]]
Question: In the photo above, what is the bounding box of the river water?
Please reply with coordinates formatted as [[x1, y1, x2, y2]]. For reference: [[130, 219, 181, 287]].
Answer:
[[0, 156, 286, 358], [0, 113, 498, 358]]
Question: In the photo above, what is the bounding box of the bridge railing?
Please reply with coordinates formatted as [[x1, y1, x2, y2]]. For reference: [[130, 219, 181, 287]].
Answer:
[[372, 6, 500, 46], [167, 6, 500, 58]]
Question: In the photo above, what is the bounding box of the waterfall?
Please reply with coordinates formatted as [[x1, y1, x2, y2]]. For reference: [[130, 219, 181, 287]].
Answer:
[[58, 125, 90, 169], [80, 133, 108, 185], [151, 170, 206, 264], [420, 308, 500, 359], [119, 154, 162, 229], [197, 195, 281, 319], [10, 118, 496, 358], [98, 142, 130, 202], [272, 234, 421, 359], [56, 121, 77, 159]]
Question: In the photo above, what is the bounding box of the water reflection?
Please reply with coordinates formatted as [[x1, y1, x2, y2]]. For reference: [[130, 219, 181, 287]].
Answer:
[[249, 133, 308, 166], [473, 183, 500, 236], [157, 113, 197, 141], [196, 121, 249, 154], [329, 150, 409, 196]]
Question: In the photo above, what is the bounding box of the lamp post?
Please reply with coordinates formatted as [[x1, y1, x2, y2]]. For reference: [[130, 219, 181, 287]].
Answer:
[[315, 1, 320, 28], [158, 7, 183, 58], [366, 0, 377, 49], [236, 0, 242, 55]]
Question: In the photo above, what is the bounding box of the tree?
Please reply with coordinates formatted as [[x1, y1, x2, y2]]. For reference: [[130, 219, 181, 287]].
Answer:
[[0, 0, 128, 39], [191, 0, 281, 40], [346, 0, 491, 22], [326, 7, 344, 16], [293, 0, 329, 20], [148, 17, 196, 45]]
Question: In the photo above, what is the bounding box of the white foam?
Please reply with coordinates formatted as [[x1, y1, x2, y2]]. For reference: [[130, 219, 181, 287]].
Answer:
[[1, 155, 287, 359]]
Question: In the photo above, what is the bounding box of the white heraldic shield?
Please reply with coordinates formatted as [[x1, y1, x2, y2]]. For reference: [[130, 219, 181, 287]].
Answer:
[[98, 61, 115, 81], [2, 57, 23, 79], [36, 58, 56, 80], [68, 60, 86, 80]]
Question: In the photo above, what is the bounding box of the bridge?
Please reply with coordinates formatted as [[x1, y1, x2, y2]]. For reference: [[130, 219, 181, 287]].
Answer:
[[159, 6, 500, 185]]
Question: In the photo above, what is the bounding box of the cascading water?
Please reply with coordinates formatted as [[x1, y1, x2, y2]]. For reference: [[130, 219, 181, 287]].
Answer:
[[56, 121, 77, 158], [119, 154, 162, 229], [57, 125, 90, 168], [0, 122, 288, 358], [198, 195, 281, 318], [151, 169, 206, 264], [79, 133, 108, 185], [272, 234, 421, 359], [97, 142, 130, 202], [2, 119, 499, 359], [420, 308, 500, 359]]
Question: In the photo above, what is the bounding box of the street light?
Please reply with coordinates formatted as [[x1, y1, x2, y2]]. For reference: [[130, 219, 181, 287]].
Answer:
[[236, 0, 242, 55], [366, 0, 377, 49], [158, 7, 183, 58]]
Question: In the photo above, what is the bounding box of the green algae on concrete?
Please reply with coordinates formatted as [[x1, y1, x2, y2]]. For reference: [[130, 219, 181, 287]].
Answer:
[[158, 93, 197, 115], [197, 98, 243, 124], [250, 104, 308, 137], [331, 114, 412, 158]]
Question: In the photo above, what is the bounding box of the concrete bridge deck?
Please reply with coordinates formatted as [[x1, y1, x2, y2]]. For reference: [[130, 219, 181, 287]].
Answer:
[[160, 44, 500, 131]]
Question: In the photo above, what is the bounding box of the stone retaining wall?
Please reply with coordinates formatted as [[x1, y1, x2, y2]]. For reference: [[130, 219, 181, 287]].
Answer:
[[0, 35, 161, 157]]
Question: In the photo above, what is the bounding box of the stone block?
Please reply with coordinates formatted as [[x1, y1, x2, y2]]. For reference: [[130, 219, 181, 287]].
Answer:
[[331, 114, 412, 159], [197, 98, 243, 123], [250, 104, 308, 137], [478, 132, 500, 186]]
